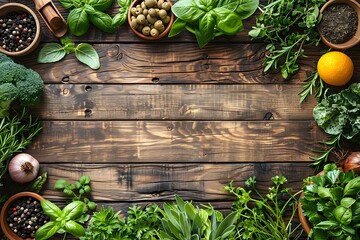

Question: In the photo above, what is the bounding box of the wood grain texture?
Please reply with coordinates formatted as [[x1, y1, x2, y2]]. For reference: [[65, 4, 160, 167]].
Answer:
[[25, 120, 326, 163], [30, 84, 317, 120], [9, 163, 314, 201]]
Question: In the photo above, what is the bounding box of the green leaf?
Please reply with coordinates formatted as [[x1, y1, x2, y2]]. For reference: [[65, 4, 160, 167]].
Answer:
[[88, 0, 114, 11], [212, 7, 243, 35], [317, 186, 332, 199], [89, 11, 115, 33], [54, 179, 68, 190], [80, 175, 91, 184], [35, 221, 61, 240], [75, 43, 100, 70], [59, 0, 82, 9], [83, 4, 97, 15], [64, 220, 85, 237], [196, 12, 215, 48], [333, 206, 352, 225], [344, 176, 360, 196], [234, 0, 259, 19], [194, 0, 216, 11], [169, 18, 187, 37], [40, 200, 62, 220], [112, 11, 128, 27], [314, 220, 339, 230], [215, 211, 237, 238], [67, 7, 90, 36], [351, 201, 360, 222], [340, 197, 356, 208], [37, 43, 66, 63], [62, 201, 87, 220], [60, 37, 76, 53], [172, 0, 206, 22]]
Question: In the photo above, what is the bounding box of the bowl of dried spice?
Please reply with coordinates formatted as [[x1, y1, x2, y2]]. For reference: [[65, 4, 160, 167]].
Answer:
[[317, 0, 360, 49], [0, 3, 41, 56]]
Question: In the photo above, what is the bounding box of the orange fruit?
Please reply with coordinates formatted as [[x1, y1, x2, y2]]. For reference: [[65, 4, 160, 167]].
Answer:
[[317, 51, 354, 86]]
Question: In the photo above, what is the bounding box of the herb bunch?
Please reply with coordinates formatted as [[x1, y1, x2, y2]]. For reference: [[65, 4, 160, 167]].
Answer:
[[249, 0, 326, 79], [224, 176, 302, 240]]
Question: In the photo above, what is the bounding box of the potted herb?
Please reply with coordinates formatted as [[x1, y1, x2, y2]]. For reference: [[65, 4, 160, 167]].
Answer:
[[298, 164, 360, 239]]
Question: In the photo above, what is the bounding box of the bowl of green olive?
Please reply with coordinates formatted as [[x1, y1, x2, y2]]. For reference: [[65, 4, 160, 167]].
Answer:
[[128, 0, 174, 40]]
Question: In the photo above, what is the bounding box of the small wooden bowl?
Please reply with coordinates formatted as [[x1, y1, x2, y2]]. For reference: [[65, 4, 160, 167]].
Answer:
[[0, 192, 45, 240], [318, 0, 360, 49], [0, 3, 41, 56], [128, 0, 174, 40]]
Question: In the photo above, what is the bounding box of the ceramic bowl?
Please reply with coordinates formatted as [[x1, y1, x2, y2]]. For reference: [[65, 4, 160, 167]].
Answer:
[[128, 0, 174, 40], [317, 0, 360, 49], [0, 192, 45, 240], [0, 3, 41, 56]]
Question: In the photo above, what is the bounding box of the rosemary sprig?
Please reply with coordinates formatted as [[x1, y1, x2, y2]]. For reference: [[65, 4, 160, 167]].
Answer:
[[310, 134, 341, 172], [298, 71, 325, 103]]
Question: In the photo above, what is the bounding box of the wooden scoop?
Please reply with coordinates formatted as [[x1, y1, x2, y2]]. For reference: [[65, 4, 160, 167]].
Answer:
[[33, 0, 67, 38]]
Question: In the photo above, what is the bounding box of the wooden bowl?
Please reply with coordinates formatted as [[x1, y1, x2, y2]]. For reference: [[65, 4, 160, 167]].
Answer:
[[0, 192, 45, 240], [128, 0, 174, 40], [318, 0, 360, 49], [0, 3, 41, 56]]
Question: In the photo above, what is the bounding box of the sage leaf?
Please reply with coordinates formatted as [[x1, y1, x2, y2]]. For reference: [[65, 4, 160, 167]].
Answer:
[[64, 220, 85, 237], [35, 221, 61, 240], [75, 43, 100, 70], [37, 43, 66, 63], [40, 200, 62, 219], [67, 7, 90, 36]]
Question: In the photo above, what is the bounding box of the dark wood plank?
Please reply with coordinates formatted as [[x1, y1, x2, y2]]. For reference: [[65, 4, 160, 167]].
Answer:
[[26, 120, 327, 163], [30, 84, 317, 120], [7, 163, 314, 201]]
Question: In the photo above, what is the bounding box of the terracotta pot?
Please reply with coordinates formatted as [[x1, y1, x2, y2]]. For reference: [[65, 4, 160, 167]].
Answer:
[[0, 3, 41, 56], [127, 0, 174, 40], [0, 192, 45, 240], [318, 0, 360, 49]]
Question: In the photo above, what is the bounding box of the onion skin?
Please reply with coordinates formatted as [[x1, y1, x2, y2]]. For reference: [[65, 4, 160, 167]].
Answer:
[[343, 152, 360, 174], [8, 153, 40, 183]]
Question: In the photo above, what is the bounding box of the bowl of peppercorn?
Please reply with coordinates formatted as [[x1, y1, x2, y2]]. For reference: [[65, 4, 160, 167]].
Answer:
[[128, 0, 174, 40], [0, 192, 49, 240], [317, 0, 360, 49], [0, 3, 41, 56]]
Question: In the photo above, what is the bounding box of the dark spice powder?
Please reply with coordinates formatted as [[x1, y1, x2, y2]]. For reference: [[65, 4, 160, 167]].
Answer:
[[318, 3, 358, 44]]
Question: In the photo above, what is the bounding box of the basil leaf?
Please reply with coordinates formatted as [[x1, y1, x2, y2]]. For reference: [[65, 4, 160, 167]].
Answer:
[[67, 8, 90, 37], [194, 0, 216, 11], [35, 221, 61, 240], [333, 206, 352, 225], [89, 11, 115, 33], [314, 220, 339, 230], [169, 18, 187, 37], [196, 13, 215, 48], [61, 37, 76, 53], [344, 176, 360, 196], [317, 186, 332, 199], [41, 200, 62, 220], [37, 43, 66, 63], [340, 197, 356, 208], [212, 7, 243, 35], [54, 179, 68, 189], [75, 43, 100, 70], [88, 0, 114, 11], [64, 220, 85, 237], [118, 0, 132, 7], [351, 201, 360, 222], [112, 10, 128, 27], [62, 201, 87, 220], [83, 4, 97, 15], [234, 0, 259, 19], [216, 0, 238, 11], [172, 0, 206, 22], [59, 0, 83, 9]]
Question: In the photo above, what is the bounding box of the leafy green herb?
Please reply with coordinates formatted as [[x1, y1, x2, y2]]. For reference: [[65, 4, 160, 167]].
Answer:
[[298, 71, 326, 103], [311, 83, 360, 170], [224, 176, 302, 240], [169, 0, 259, 48], [249, 0, 326, 79], [161, 195, 237, 239], [112, 0, 132, 27], [38, 37, 100, 70], [28, 172, 48, 193], [59, 0, 115, 36], [300, 163, 360, 239], [35, 200, 87, 240], [0, 109, 42, 193]]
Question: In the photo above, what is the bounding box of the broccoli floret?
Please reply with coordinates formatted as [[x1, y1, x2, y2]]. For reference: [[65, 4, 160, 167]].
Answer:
[[0, 53, 44, 117], [0, 83, 18, 117]]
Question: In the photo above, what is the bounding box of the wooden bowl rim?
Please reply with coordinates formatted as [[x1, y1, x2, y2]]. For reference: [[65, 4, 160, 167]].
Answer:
[[127, 0, 174, 40], [0, 3, 41, 56], [317, 0, 360, 49], [0, 192, 45, 240]]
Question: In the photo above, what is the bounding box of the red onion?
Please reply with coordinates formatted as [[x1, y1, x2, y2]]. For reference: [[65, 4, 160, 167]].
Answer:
[[8, 153, 40, 183], [343, 152, 360, 174]]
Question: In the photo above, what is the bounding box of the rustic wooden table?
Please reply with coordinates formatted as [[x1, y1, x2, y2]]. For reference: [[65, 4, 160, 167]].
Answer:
[[2, 0, 360, 236]]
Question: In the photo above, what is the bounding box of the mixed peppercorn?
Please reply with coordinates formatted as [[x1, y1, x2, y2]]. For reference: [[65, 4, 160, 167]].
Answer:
[[0, 11, 36, 52], [6, 197, 49, 239]]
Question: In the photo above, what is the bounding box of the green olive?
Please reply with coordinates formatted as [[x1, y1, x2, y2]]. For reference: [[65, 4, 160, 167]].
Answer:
[[154, 20, 164, 30], [136, 24, 144, 32], [141, 1, 147, 9], [131, 19, 139, 28], [131, 7, 137, 16], [136, 14, 146, 24], [162, 2, 171, 11], [146, 15, 157, 24], [136, 4, 141, 8], [142, 26, 151, 35], [131, 16, 136, 21], [150, 28, 159, 37], [158, 9, 167, 19], [135, 7, 143, 15], [162, 15, 170, 24], [148, 8, 157, 17], [145, 0, 156, 7], [157, 0, 164, 8], [143, 9, 148, 16]]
